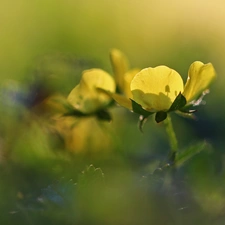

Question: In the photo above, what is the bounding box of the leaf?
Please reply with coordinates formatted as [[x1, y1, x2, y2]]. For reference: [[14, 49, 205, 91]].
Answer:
[[175, 141, 207, 168], [77, 165, 105, 190]]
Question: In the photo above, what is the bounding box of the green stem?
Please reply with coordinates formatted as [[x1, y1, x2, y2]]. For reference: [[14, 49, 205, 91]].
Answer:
[[164, 114, 178, 163]]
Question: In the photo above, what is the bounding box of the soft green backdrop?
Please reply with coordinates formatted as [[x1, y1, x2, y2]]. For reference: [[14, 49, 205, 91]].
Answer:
[[0, 1, 225, 224]]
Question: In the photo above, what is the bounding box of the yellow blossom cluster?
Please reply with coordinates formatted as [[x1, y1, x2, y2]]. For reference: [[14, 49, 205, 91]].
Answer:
[[47, 49, 216, 152], [109, 49, 216, 122]]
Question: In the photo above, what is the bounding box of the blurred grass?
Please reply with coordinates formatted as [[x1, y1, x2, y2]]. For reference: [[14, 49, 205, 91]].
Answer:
[[0, 0, 225, 224]]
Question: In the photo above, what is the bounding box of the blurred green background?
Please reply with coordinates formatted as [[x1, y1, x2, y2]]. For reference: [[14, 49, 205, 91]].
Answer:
[[0, 0, 225, 224]]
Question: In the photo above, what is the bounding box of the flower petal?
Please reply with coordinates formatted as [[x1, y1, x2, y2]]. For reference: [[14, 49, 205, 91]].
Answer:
[[110, 49, 129, 91], [67, 69, 116, 113], [131, 66, 184, 111], [96, 87, 132, 110], [111, 92, 132, 110], [182, 61, 216, 103], [123, 69, 140, 98]]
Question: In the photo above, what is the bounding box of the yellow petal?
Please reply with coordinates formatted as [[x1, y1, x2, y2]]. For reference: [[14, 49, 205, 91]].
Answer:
[[97, 88, 132, 110], [67, 69, 116, 113], [123, 68, 140, 98], [110, 92, 132, 110], [54, 117, 113, 153], [44, 94, 72, 115], [110, 49, 129, 91], [131, 66, 184, 111], [183, 61, 216, 102]]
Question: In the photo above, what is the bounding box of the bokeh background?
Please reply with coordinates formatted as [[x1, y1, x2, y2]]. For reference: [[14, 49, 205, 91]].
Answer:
[[0, 0, 225, 224]]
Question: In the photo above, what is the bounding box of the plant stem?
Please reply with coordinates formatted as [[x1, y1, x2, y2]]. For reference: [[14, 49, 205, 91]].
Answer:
[[164, 114, 178, 163]]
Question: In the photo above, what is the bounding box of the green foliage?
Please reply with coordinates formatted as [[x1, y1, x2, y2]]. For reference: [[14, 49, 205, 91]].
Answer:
[[175, 141, 208, 168], [77, 164, 105, 189]]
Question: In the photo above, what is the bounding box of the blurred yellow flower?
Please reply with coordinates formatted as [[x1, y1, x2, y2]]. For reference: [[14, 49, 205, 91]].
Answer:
[[43, 68, 117, 153], [53, 116, 114, 154], [67, 68, 116, 114], [111, 61, 216, 122], [110, 49, 140, 98]]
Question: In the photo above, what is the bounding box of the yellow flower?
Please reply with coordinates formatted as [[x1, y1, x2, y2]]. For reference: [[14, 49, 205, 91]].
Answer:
[[110, 61, 216, 122], [67, 68, 116, 114], [110, 49, 140, 98], [131, 66, 184, 112], [44, 69, 116, 153], [53, 116, 114, 153]]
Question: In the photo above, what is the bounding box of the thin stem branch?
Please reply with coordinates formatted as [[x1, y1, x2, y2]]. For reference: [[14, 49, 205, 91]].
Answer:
[[164, 114, 178, 163]]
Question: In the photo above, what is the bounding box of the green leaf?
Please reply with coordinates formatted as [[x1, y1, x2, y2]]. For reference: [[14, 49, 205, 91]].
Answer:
[[77, 164, 105, 190], [155, 111, 167, 123], [168, 92, 187, 112], [175, 141, 207, 168]]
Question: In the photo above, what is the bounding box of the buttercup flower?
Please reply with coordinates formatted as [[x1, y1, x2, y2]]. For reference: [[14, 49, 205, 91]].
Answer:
[[110, 49, 140, 98], [45, 68, 116, 154], [67, 68, 116, 114], [131, 66, 183, 112], [110, 61, 216, 123], [54, 116, 114, 153], [45, 68, 116, 122]]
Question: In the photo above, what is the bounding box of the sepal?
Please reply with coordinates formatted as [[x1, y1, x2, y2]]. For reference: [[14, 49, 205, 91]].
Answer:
[[131, 99, 154, 117], [155, 111, 167, 123], [168, 92, 186, 112]]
